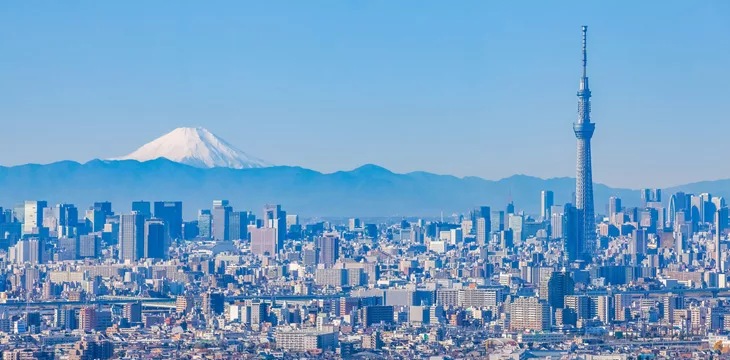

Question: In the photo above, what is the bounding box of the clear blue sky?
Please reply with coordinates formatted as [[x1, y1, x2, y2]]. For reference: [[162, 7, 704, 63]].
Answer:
[[1, 1, 728, 189]]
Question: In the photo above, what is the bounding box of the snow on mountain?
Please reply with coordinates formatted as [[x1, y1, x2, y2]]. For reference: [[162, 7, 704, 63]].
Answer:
[[112, 127, 271, 169]]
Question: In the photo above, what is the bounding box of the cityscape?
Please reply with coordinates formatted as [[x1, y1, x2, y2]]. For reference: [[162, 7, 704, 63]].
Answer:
[[2, 3, 730, 360]]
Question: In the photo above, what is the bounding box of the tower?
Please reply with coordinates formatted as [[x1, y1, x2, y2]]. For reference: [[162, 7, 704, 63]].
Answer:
[[573, 26, 596, 259]]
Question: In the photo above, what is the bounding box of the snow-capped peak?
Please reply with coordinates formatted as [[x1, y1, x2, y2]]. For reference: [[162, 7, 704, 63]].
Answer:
[[112, 127, 271, 169]]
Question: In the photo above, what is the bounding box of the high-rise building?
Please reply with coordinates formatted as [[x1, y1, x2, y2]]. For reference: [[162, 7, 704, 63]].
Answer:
[[348, 218, 361, 231], [79, 234, 100, 258], [541, 191, 554, 221], [608, 196, 621, 217], [316, 233, 340, 266], [509, 297, 551, 331], [123, 302, 142, 323], [132, 201, 151, 218], [202, 292, 225, 316], [490, 210, 504, 233], [573, 26, 596, 259], [264, 204, 287, 246], [78, 306, 96, 332], [641, 188, 662, 207], [715, 207, 728, 272], [547, 271, 574, 311], [153, 201, 183, 240], [197, 210, 212, 239], [629, 228, 647, 256], [93, 202, 113, 216], [476, 218, 488, 246], [250, 227, 278, 256], [227, 211, 246, 240], [144, 218, 167, 259], [23, 200, 48, 234], [119, 212, 145, 262], [212, 200, 232, 241], [508, 214, 524, 242]]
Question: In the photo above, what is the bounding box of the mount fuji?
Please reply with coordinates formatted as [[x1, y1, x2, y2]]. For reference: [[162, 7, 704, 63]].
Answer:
[[112, 127, 270, 169]]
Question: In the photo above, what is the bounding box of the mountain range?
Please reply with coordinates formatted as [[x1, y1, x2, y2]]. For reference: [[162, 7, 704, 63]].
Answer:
[[0, 127, 728, 218]]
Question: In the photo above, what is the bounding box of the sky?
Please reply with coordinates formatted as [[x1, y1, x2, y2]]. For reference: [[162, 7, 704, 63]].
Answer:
[[0, 1, 728, 189]]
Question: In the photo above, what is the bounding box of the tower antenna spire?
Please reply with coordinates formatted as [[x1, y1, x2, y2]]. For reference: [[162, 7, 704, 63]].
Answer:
[[582, 25, 588, 77]]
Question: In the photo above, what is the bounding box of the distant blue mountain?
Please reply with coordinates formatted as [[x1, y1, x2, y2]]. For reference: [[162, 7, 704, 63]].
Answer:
[[0, 158, 691, 218]]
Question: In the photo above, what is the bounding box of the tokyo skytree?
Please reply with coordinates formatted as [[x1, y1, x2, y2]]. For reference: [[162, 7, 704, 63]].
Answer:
[[573, 26, 596, 259]]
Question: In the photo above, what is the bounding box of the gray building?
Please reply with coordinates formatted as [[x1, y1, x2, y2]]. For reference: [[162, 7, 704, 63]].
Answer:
[[119, 212, 145, 262]]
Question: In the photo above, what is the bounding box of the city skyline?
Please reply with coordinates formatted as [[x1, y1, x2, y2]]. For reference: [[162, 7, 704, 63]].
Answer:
[[1, 1, 729, 188]]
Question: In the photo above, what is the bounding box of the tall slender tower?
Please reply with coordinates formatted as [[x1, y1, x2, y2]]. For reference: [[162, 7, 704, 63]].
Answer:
[[573, 25, 596, 258]]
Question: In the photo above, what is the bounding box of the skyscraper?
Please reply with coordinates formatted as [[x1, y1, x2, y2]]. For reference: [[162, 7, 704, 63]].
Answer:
[[198, 210, 212, 239], [608, 196, 621, 217], [212, 200, 232, 241], [23, 200, 48, 234], [153, 201, 183, 240], [316, 233, 340, 266], [119, 212, 145, 262], [563, 203, 580, 263], [264, 204, 286, 247], [573, 26, 596, 260], [132, 201, 151, 218], [144, 218, 167, 260], [540, 191, 554, 221], [715, 207, 728, 272]]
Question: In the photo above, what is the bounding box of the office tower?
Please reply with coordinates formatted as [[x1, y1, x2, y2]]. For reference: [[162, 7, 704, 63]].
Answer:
[[197, 210, 212, 238], [250, 227, 278, 256], [79, 234, 100, 258], [93, 202, 113, 216], [476, 218, 488, 246], [362, 306, 395, 327], [509, 297, 551, 331], [348, 218, 361, 231], [316, 233, 340, 266], [573, 26, 596, 258], [547, 271, 574, 310], [565, 295, 592, 320], [641, 188, 661, 206], [506, 202, 515, 215], [264, 204, 287, 246], [551, 212, 564, 239], [9, 238, 44, 265], [85, 209, 105, 233], [286, 214, 299, 229], [131, 201, 151, 218], [123, 302, 142, 323], [508, 213, 524, 242], [715, 207, 728, 272], [202, 292, 225, 316], [119, 212, 145, 262], [212, 200, 232, 240], [490, 210, 504, 233], [153, 201, 182, 240], [608, 196, 621, 216], [629, 229, 647, 256], [227, 211, 246, 240], [144, 218, 167, 259], [540, 191, 554, 221], [23, 200, 48, 234], [563, 203, 580, 263], [58, 237, 79, 260], [668, 193, 682, 228], [471, 206, 490, 228]]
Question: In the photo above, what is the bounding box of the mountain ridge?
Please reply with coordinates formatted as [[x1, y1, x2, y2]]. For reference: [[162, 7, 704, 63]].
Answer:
[[0, 159, 727, 217]]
